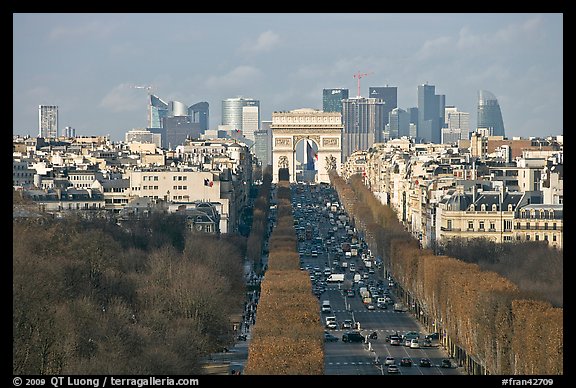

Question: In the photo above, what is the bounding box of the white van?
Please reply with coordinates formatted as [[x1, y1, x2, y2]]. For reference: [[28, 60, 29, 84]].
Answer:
[[321, 300, 331, 313]]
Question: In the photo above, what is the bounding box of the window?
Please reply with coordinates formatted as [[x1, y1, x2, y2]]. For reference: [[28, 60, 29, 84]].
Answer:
[[544, 222, 548, 230], [526, 235, 531, 241], [468, 221, 474, 230], [526, 222, 530, 230], [535, 235, 540, 241], [479, 221, 485, 230], [553, 235, 557, 242], [447, 220, 452, 230], [490, 222, 496, 231], [516, 222, 521, 230], [504, 236, 512, 241], [553, 223, 557, 230], [154, 176, 158, 181]]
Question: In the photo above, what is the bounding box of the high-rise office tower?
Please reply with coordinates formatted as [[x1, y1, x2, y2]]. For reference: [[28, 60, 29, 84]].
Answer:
[[369, 86, 397, 128], [242, 105, 260, 142], [323, 88, 349, 114], [444, 106, 470, 141], [341, 97, 386, 160], [147, 95, 209, 148], [189, 102, 209, 132], [477, 90, 505, 137], [417, 84, 445, 144], [38, 105, 58, 138], [221, 97, 260, 135], [148, 95, 169, 129], [388, 108, 410, 139]]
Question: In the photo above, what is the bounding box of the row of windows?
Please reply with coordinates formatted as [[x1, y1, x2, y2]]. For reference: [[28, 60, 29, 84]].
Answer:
[[173, 176, 188, 181], [516, 222, 558, 230], [172, 185, 188, 190], [142, 185, 159, 190], [13, 172, 34, 177], [69, 175, 96, 180], [519, 234, 558, 242], [519, 210, 558, 219], [143, 175, 159, 181]]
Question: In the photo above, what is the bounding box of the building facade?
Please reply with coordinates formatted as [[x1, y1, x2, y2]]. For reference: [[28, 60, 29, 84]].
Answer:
[[341, 97, 386, 161], [369, 86, 397, 128], [323, 88, 349, 114], [221, 97, 260, 134], [477, 90, 505, 137], [39, 105, 58, 138], [417, 84, 445, 144]]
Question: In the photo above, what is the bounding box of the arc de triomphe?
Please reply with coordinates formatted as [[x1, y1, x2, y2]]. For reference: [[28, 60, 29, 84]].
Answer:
[[271, 109, 342, 184]]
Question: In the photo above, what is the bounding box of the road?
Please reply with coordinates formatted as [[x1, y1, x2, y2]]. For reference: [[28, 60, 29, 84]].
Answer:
[[292, 182, 464, 375]]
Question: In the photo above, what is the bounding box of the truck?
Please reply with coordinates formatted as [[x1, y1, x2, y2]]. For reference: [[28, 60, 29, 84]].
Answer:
[[326, 273, 345, 283], [353, 273, 361, 283], [359, 287, 370, 299]]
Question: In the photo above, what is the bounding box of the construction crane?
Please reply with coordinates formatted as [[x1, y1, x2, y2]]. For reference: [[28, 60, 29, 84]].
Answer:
[[353, 71, 373, 97], [133, 84, 153, 95]]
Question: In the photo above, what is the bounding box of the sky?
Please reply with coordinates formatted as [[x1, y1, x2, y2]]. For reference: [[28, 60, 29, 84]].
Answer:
[[13, 13, 563, 142]]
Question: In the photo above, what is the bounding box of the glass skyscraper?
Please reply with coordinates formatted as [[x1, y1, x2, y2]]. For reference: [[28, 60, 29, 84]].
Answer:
[[221, 97, 260, 134], [369, 86, 397, 127], [148, 95, 169, 129], [323, 88, 349, 114], [477, 90, 505, 137], [417, 84, 445, 144]]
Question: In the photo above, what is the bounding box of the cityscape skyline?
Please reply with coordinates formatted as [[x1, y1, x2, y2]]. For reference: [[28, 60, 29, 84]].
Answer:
[[13, 13, 563, 142]]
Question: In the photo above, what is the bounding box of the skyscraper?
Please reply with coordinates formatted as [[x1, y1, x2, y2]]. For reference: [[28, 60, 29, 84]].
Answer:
[[369, 86, 397, 127], [38, 105, 58, 138], [189, 102, 209, 132], [417, 84, 445, 144], [222, 97, 260, 135], [341, 97, 386, 160], [477, 90, 505, 137], [444, 106, 470, 142], [323, 88, 349, 114], [387, 108, 410, 139], [148, 95, 169, 129]]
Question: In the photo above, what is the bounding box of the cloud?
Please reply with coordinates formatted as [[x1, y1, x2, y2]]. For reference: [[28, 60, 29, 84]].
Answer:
[[204, 66, 263, 89], [240, 30, 280, 53], [48, 20, 117, 42], [99, 84, 142, 113]]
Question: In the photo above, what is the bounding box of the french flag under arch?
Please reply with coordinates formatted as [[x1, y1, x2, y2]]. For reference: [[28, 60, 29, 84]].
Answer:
[[306, 140, 318, 170]]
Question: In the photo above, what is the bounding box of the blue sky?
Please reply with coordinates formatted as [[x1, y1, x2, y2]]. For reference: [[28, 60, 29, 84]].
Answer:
[[13, 13, 563, 142]]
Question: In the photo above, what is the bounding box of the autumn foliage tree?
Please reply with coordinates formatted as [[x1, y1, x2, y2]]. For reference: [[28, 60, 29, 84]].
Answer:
[[244, 180, 324, 375]]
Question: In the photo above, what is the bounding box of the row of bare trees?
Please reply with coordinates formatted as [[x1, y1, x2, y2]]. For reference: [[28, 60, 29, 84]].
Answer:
[[329, 172, 563, 375], [244, 175, 324, 374], [246, 166, 273, 274], [13, 214, 246, 374]]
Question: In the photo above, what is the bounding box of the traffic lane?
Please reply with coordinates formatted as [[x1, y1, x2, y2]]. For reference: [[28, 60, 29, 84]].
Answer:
[[324, 341, 381, 375]]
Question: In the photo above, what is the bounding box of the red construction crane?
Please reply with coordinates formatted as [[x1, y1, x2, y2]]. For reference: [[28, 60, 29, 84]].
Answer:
[[353, 71, 373, 97]]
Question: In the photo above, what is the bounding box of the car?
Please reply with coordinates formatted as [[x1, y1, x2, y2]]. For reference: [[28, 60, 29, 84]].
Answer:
[[389, 336, 402, 346], [365, 303, 376, 310], [324, 332, 339, 342], [425, 332, 440, 341], [421, 338, 433, 347], [341, 319, 353, 329], [419, 358, 432, 367], [346, 289, 356, 297], [403, 338, 412, 347], [441, 359, 452, 368], [409, 339, 420, 349], [377, 302, 388, 310], [384, 356, 395, 366], [400, 357, 412, 367], [387, 364, 400, 374], [342, 331, 365, 343]]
